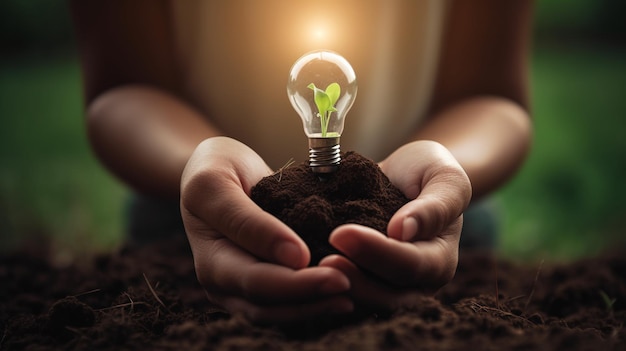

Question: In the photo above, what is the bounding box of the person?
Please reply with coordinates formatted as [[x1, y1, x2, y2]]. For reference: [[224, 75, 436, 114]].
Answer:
[[70, 0, 533, 322]]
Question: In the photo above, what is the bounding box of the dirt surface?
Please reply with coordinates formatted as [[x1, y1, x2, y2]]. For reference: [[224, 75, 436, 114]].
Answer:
[[2, 240, 625, 350], [251, 151, 410, 265], [2, 153, 625, 350]]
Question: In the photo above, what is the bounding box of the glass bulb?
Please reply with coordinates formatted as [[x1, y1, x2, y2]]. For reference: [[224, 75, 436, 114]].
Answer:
[[287, 50, 357, 174]]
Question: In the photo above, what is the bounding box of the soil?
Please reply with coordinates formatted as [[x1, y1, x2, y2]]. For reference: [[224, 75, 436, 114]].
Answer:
[[1, 152, 625, 350], [251, 151, 410, 265]]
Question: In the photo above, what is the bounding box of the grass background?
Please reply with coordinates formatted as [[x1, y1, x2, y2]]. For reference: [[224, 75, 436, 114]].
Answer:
[[498, 46, 626, 260], [0, 55, 126, 263], [1, 1, 625, 263]]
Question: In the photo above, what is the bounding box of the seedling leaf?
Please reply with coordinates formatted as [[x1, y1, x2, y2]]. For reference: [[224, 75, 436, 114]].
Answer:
[[326, 82, 340, 107], [308, 82, 341, 137], [599, 290, 616, 313]]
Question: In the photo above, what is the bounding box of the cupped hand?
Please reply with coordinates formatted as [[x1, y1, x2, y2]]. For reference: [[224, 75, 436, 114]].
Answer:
[[180, 137, 352, 322], [319, 140, 471, 311]]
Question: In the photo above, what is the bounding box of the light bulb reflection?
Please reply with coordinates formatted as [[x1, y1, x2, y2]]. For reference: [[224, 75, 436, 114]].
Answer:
[[287, 50, 357, 173]]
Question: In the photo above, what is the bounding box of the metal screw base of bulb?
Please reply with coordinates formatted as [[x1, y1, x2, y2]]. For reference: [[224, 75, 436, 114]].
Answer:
[[308, 137, 341, 174]]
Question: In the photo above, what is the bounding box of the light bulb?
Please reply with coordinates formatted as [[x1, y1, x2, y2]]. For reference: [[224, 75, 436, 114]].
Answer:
[[287, 50, 357, 174]]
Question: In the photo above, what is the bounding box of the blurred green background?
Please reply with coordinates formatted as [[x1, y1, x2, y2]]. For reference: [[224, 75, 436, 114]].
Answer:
[[1, 1, 625, 263]]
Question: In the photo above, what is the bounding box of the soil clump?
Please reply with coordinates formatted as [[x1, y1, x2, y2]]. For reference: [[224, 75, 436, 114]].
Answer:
[[251, 151, 409, 264]]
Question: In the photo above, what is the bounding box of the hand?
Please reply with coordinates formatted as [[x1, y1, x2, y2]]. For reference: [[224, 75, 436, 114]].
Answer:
[[319, 140, 471, 311], [181, 137, 352, 322]]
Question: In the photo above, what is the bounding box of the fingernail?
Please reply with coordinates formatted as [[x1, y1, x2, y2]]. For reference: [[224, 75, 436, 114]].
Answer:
[[402, 217, 418, 241], [274, 242, 302, 268]]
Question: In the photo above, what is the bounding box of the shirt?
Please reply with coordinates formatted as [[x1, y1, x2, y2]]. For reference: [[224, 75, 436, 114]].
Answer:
[[172, 0, 448, 168]]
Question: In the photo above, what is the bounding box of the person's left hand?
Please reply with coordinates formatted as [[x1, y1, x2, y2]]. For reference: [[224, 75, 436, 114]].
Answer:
[[319, 140, 471, 311]]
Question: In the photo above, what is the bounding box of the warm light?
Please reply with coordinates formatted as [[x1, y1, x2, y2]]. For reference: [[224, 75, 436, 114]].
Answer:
[[312, 27, 326, 41]]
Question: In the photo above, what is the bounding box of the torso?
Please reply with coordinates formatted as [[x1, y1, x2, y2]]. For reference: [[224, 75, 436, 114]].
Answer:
[[171, 0, 448, 168]]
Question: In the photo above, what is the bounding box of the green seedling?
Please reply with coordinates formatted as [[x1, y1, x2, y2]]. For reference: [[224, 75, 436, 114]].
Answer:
[[308, 82, 340, 137], [599, 290, 616, 314]]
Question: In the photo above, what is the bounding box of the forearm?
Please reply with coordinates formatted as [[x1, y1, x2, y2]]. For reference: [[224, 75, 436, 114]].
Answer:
[[413, 96, 532, 200], [87, 85, 220, 199]]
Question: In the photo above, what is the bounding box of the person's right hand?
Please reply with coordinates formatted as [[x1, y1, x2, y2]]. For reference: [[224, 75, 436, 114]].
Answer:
[[180, 137, 353, 323]]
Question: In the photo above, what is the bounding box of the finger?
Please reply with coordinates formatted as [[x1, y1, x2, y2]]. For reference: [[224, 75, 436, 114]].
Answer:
[[204, 183, 310, 268], [319, 255, 424, 311], [194, 235, 350, 304], [383, 142, 471, 241], [329, 222, 461, 288], [182, 137, 310, 268], [388, 190, 465, 242]]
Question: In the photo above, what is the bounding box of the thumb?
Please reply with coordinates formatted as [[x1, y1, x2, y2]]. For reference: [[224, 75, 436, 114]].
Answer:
[[383, 142, 471, 241], [181, 137, 310, 268]]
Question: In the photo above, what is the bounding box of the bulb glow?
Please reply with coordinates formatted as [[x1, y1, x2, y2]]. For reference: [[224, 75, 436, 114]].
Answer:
[[312, 27, 326, 41], [287, 50, 357, 173]]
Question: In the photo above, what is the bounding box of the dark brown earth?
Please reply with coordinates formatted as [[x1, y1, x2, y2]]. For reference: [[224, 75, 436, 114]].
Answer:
[[1, 152, 625, 350], [251, 151, 410, 265]]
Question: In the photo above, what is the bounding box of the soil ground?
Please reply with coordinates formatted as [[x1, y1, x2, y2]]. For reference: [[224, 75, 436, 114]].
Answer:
[[2, 153, 625, 350], [2, 239, 625, 350]]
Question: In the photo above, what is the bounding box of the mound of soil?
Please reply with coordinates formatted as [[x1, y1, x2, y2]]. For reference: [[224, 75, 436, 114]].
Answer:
[[251, 151, 410, 264], [1, 152, 625, 350]]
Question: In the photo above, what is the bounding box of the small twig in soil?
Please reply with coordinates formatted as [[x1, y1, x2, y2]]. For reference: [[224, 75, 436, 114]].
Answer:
[[507, 295, 526, 303], [1, 326, 7, 350], [523, 259, 544, 314], [64, 326, 91, 340], [470, 302, 536, 327], [494, 256, 500, 309], [70, 288, 102, 298], [124, 292, 135, 312], [94, 301, 150, 312], [143, 273, 170, 312], [273, 158, 295, 182]]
